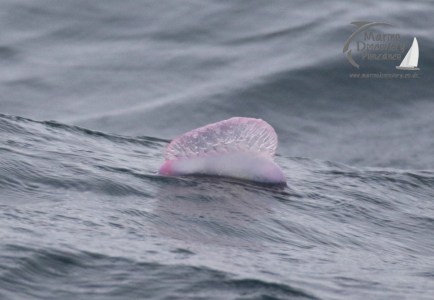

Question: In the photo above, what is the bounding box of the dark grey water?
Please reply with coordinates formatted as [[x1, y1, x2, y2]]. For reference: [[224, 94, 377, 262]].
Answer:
[[1, 1, 434, 299]]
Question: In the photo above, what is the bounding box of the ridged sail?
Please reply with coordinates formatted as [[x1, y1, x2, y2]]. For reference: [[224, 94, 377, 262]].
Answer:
[[164, 117, 278, 160]]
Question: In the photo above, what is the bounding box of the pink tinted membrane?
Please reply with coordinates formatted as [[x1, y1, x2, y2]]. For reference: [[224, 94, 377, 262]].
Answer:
[[164, 117, 278, 161], [159, 117, 286, 184]]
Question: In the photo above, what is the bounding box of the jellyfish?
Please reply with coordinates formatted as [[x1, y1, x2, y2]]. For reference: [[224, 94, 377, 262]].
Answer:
[[159, 117, 286, 185]]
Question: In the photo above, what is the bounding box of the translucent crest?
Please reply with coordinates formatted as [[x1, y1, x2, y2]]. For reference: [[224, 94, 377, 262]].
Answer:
[[165, 117, 278, 160]]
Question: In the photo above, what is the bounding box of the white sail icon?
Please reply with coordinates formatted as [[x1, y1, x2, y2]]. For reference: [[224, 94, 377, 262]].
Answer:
[[396, 37, 419, 70]]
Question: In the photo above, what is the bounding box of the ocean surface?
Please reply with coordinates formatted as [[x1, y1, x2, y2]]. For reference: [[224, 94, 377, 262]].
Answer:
[[1, 1, 434, 299]]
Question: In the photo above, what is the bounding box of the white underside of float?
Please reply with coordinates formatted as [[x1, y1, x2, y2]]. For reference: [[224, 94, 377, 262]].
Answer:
[[159, 152, 286, 184]]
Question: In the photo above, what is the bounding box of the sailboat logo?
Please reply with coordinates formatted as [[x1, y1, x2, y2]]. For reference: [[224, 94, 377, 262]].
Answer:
[[396, 37, 420, 70]]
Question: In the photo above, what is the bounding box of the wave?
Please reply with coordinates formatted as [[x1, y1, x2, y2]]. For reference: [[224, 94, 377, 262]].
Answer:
[[1, 114, 434, 299], [0, 244, 317, 300]]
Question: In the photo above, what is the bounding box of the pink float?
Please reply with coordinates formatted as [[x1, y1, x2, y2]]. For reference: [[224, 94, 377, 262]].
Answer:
[[159, 117, 286, 185]]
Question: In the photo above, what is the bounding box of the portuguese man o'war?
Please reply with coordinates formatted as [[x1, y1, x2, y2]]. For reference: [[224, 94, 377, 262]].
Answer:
[[159, 117, 286, 185]]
